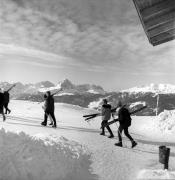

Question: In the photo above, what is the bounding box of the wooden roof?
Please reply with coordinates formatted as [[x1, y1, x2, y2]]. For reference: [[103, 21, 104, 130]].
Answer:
[[133, 0, 175, 46]]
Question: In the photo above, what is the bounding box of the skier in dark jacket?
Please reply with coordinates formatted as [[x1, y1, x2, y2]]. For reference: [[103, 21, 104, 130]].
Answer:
[[42, 94, 53, 125], [115, 101, 137, 148], [41, 91, 57, 128], [3, 91, 11, 114], [100, 99, 114, 138], [0, 88, 6, 121], [3, 84, 15, 114]]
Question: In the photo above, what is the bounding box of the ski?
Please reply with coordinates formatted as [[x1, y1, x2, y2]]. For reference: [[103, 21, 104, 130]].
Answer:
[[83, 105, 126, 121], [83, 107, 118, 118], [102, 105, 147, 128], [83, 113, 101, 118]]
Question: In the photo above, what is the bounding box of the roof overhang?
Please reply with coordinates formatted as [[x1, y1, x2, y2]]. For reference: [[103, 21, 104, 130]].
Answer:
[[133, 0, 175, 46]]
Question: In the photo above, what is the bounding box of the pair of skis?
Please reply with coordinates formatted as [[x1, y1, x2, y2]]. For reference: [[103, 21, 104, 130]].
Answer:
[[102, 105, 147, 128], [83, 105, 147, 127], [83, 105, 126, 121]]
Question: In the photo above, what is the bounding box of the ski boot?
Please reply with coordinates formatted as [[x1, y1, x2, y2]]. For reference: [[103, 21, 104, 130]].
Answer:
[[115, 142, 123, 147], [100, 132, 105, 136], [131, 141, 137, 148], [3, 115, 6, 122], [52, 124, 57, 128], [41, 122, 46, 126], [108, 134, 114, 138], [49, 122, 53, 126]]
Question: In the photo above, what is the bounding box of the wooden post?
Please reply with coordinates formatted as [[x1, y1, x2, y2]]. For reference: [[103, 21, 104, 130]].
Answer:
[[156, 93, 159, 116]]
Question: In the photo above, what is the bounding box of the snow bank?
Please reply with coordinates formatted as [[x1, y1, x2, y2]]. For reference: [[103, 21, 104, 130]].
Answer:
[[0, 129, 97, 180], [156, 110, 175, 133], [137, 169, 175, 179]]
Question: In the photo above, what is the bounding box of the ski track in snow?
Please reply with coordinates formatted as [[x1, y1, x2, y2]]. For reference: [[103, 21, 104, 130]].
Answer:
[[0, 100, 175, 180]]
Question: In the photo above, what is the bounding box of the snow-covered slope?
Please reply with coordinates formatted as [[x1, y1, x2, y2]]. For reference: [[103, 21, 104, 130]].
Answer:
[[122, 83, 175, 94], [1, 100, 175, 180]]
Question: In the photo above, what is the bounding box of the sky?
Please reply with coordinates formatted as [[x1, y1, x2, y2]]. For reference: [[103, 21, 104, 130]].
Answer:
[[1, 0, 175, 91]]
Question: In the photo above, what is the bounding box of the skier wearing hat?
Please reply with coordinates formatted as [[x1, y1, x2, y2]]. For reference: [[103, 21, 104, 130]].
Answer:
[[100, 99, 114, 138], [0, 88, 5, 121], [115, 101, 137, 148], [41, 91, 57, 128]]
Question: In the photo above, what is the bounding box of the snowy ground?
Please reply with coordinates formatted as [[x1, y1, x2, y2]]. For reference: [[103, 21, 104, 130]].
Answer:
[[0, 100, 175, 180]]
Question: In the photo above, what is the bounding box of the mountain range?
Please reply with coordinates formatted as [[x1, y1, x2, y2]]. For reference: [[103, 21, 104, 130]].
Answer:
[[0, 79, 106, 97], [122, 83, 175, 94], [1, 81, 175, 115]]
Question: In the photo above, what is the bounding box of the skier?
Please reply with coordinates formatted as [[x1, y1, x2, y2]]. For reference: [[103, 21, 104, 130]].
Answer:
[[115, 101, 137, 148], [41, 91, 57, 128], [0, 88, 6, 121], [42, 94, 53, 125], [3, 84, 16, 114], [100, 99, 114, 138]]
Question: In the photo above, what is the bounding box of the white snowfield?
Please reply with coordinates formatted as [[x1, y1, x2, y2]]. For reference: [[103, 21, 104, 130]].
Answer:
[[0, 100, 175, 180], [122, 83, 175, 94]]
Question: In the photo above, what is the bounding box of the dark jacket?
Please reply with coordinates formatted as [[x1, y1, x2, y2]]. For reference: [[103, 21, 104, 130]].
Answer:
[[118, 107, 131, 127], [45, 95, 55, 113], [3, 91, 9, 103], [0, 92, 4, 108], [101, 104, 111, 121]]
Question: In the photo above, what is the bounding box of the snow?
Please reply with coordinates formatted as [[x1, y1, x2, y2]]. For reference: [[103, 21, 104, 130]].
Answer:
[[38, 84, 61, 93], [88, 98, 103, 109], [0, 100, 175, 180], [88, 96, 111, 109], [122, 83, 175, 94], [129, 101, 146, 108], [156, 110, 175, 133], [55, 92, 74, 96], [0, 129, 96, 180], [87, 89, 100, 94], [137, 169, 175, 179]]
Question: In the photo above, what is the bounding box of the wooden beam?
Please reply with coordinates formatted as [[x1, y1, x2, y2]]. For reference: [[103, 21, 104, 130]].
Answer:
[[145, 11, 175, 30], [136, 0, 164, 11], [141, 0, 175, 21], [152, 36, 175, 46], [132, 0, 151, 43], [151, 29, 175, 45], [148, 20, 175, 38]]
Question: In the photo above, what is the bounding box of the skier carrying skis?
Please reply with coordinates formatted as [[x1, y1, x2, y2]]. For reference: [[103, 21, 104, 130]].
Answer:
[[0, 88, 6, 121], [3, 84, 15, 114], [115, 101, 137, 148], [42, 94, 53, 126], [100, 99, 114, 138], [41, 91, 57, 128]]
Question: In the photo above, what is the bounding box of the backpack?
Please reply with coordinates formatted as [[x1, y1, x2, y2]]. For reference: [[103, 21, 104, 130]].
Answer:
[[119, 107, 132, 127]]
